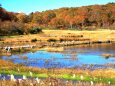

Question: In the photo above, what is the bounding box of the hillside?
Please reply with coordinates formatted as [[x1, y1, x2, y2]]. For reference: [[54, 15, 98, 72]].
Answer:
[[0, 3, 115, 35]]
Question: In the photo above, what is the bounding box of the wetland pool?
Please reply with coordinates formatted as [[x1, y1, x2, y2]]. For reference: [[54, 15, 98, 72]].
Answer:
[[1, 43, 115, 69]]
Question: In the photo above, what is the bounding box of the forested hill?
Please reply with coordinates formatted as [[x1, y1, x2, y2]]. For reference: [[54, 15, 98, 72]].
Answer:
[[0, 3, 115, 35]]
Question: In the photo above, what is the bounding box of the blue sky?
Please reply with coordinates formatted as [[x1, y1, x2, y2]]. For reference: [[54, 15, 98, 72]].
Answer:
[[0, 0, 114, 14]]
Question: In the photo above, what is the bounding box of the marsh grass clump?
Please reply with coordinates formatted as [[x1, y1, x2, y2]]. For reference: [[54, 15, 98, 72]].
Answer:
[[47, 38, 57, 42], [101, 53, 115, 59], [11, 48, 32, 53], [31, 38, 37, 42], [0, 38, 4, 41]]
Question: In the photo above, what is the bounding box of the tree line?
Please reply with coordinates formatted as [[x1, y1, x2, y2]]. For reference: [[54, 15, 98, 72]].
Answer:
[[0, 3, 115, 35]]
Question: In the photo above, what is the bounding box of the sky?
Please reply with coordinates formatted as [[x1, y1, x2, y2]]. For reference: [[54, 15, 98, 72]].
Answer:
[[0, 0, 115, 14]]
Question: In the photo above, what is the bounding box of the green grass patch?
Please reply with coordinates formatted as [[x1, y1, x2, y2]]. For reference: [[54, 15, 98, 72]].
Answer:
[[0, 69, 115, 84]]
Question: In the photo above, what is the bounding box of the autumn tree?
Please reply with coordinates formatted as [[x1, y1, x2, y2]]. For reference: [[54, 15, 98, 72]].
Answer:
[[49, 18, 66, 29], [42, 10, 56, 26], [31, 12, 43, 25], [16, 13, 29, 23]]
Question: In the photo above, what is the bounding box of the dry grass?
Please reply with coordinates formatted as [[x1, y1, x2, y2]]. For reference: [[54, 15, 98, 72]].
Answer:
[[41, 47, 64, 52], [0, 59, 115, 79], [0, 60, 115, 85], [1, 29, 115, 44], [0, 79, 112, 86]]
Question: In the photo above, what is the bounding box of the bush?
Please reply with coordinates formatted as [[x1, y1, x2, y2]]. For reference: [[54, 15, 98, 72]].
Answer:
[[8, 28, 24, 35], [0, 21, 25, 36], [29, 27, 42, 34]]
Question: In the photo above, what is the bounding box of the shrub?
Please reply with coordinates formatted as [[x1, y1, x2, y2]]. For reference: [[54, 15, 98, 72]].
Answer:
[[0, 21, 25, 36], [29, 27, 42, 34], [8, 28, 24, 35]]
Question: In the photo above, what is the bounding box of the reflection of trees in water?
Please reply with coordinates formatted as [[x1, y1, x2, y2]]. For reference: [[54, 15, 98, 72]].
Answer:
[[64, 43, 115, 51], [61, 50, 78, 61], [23, 58, 41, 66], [44, 59, 62, 77], [44, 59, 62, 68], [78, 64, 115, 70]]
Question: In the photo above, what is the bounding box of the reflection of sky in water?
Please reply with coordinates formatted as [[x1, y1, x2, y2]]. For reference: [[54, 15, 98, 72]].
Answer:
[[1, 44, 115, 68]]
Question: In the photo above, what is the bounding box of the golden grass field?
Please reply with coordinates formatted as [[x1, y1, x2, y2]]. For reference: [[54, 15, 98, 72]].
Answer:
[[1, 29, 115, 43]]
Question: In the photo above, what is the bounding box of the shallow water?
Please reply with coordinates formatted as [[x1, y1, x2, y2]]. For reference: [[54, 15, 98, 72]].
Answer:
[[1, 43, 115, 69]]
